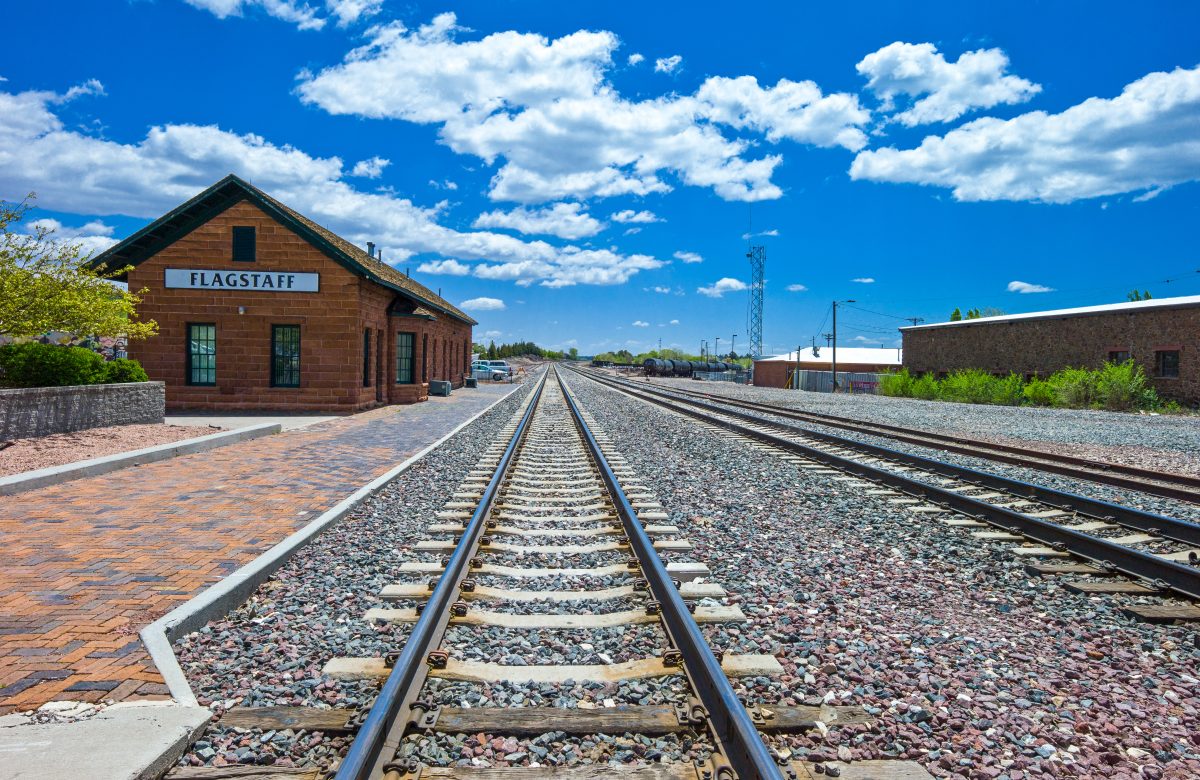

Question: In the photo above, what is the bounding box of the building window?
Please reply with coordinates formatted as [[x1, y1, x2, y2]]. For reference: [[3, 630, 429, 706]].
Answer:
[[271, 325, 301, 387], [232, 226, 256, 262], [1108, 350, 1131, 363], [396, 332, 415, 384], [187, 324, 216, 385], [1156, 350, 1180, 378], [362, 329, 371, 387]]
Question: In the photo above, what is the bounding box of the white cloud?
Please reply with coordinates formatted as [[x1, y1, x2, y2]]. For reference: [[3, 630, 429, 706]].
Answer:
[[297, 14, 870, 204], [428, 179, 459, 190], [697, 277, 748, 298], [1007, 280, 1054, 294], [857, 42, 1040, 126], [473, 202, 603, 239], [622, 227, 640, 235], [0, 81, 664, 290], [25, 218, 119, 256], [649, 286, 671, 293], [851, 64, 1200, 204], [655, 55, 682, 74], [632, 320, 649, 327], [673, 251, 703, 264], [669, 319, 679, 325], [786, 283, 807, 292], [611, 209, 661, 223], [484, 329, 502, 337], [182, 0, 379, 29], [851, 277, 875, 283], [417, 259, 471, 276], [627, 53, 645, 66], [351, 156, 389, 178], [460, 296, 506, 311], [742, 229, 779, 239]]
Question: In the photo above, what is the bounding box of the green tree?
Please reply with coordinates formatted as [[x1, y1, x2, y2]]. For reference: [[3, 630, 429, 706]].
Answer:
[[1127, 289, 1152, 301], [949, 307, 962, 321], [567, 347, 579, 360], [486, 340, 497, 359], [0, 197, 157, 340], [965, 307, 982, 319]]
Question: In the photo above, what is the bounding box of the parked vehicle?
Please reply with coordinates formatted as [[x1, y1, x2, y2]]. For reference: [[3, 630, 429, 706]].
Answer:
[[486, 360, 514, 378], [471, 360, 510, 381]]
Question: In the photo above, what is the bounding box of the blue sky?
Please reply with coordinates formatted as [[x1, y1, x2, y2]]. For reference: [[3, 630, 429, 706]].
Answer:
[[2, 1, 1198, 356]]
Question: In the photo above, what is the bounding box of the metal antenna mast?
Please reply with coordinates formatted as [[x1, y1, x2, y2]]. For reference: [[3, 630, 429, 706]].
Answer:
[[746, 245, 765, 359]]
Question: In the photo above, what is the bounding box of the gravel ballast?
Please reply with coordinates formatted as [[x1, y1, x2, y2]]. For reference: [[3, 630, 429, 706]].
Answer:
[[565, 370, 1200, 780]]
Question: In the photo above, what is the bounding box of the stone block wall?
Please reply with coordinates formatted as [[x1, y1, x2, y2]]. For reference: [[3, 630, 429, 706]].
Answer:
[[0, 382, 165, 440]]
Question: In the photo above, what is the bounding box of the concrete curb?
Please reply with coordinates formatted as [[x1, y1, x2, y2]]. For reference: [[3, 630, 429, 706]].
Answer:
[[0, 423, 282, 497], [139, 384, 524, 708]]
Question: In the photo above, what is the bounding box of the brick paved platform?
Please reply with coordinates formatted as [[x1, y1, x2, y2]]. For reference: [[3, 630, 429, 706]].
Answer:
[[0, 385, 518, 714]]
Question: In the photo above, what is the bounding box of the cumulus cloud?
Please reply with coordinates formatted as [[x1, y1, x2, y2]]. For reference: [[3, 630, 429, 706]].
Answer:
[[851, 277, 875, 283], [460, 296, 506, 311], [786, 283, 807, 292], [297, 13, 870, 204], [857, 42, 1040, 126], [632, 320, 649, 327], [669, 319, 679, 325], [0, 81, 664, 289], [182, 0, 380, 29], [417, 259, 471, 276], [351, 155, 389, 178], [697, 277, 748, 298], [473, 202, 603, 239], [851, 64, 1200, 203], [627, 53, 645, 66], [1007, 280, 1054, 294], [25, 218, 119, 256], [655, 55, 682, 74], [611, 209, 662, 223], [673, 251, 703, 264]]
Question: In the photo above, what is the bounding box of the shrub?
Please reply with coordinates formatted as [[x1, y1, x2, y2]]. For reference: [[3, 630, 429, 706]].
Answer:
[[879, 368, 914, 397], [1023, 377, 1056, 406], [0, 342, 106, 387], [939, 368, 998, 404], [1049, 367, 1098, 408], [911, 373, 940, 400], [1094, 359, 1157, 411], [991, 372, 1025, 405], [101, 358, 149, 384]]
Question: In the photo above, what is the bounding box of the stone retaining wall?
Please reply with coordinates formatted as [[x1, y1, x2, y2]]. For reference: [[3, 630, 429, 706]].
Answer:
[[0, 382, 165, 439]]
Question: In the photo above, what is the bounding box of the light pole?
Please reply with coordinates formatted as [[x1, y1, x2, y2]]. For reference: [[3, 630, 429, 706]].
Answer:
[[731, 334, 737, 360], [714, 337, 720, 362], [831, 299, 856, 392]]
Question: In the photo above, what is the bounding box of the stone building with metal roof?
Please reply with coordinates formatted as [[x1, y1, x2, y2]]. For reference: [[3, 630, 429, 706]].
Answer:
[[92, 175, 477, 410]]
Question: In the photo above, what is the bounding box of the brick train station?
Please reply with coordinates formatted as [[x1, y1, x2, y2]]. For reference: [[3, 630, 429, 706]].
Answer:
[[92, 175, 476, 411]]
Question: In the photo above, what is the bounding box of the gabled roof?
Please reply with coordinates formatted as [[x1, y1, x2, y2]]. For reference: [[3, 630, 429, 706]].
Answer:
[[759, 347, 902, 365], [89, 174, 477, 325], [900, 294, 1200, 332]]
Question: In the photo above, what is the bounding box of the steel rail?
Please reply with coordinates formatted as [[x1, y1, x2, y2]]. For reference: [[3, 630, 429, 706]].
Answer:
[[556, 367, 784, 780], [335, 373, 548, 780], [634, 378, 1200, 503], [571, 368, 1200, 601], [584, 370, 1200, 548]]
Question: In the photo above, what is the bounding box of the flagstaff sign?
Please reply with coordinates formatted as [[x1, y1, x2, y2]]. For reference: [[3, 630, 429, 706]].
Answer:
[[164, 268, 320, 292]]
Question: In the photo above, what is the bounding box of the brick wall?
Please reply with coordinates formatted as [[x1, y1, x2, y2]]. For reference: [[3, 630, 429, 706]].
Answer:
[[127, 201, 473, 411], [0, 382, 164, 439], [902, 305, 1200, 403]]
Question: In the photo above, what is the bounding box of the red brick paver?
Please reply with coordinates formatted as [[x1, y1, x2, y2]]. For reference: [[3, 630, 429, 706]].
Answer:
[[0, 387, 514, 713]]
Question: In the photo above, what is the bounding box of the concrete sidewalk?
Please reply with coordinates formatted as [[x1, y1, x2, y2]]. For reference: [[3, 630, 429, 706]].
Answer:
[[0, 383, 518, 715]]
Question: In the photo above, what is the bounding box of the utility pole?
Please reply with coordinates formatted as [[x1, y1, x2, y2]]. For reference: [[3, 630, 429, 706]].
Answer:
[[714, 337, 720, 361], [746, 246, 765, 359], [658, 337, 662, 353], [731, 334, 737, 360], [831, 299, 856, 392], [905, 317, 925, 327], [822, 333, 833, 347]]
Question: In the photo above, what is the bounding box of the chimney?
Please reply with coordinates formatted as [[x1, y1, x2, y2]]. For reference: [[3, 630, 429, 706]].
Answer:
[[438, 287, 442, 297], [366, 241, 375, 256], [406, 267, 410, 277], [377, 249, 382, 260]]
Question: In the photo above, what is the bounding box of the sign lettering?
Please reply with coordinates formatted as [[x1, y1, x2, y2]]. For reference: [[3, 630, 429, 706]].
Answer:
[[165, 269, 319, 292]]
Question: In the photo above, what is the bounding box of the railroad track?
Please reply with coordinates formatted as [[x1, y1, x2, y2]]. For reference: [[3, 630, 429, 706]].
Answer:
[[178, 367, 929, 780], [574, 368, 1200, 622], [638, 376, 1200, 504]]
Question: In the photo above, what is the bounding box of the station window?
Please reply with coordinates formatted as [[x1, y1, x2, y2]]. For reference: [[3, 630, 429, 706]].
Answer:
[[1108, 350, 1131, 363], [232, 226, 256, 262], [1155, 350, 1180, 378], [186, 324, 216, 386], [396, 332, 415, 384], [362, 329, 371, 387], [271, 325, 301, 387]]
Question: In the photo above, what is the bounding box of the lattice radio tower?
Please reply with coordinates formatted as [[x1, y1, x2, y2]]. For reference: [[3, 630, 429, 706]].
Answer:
[[746, 245, 765, 359]]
